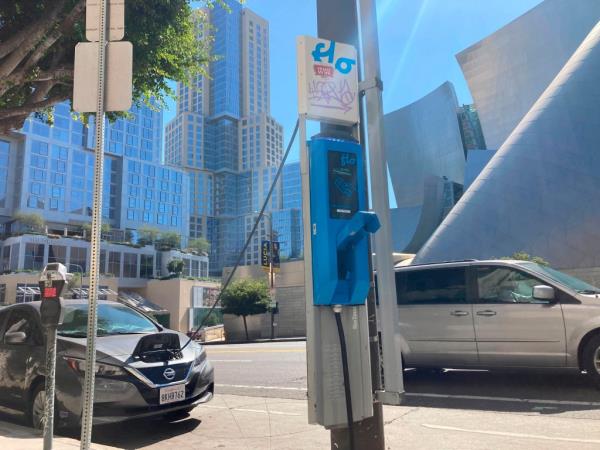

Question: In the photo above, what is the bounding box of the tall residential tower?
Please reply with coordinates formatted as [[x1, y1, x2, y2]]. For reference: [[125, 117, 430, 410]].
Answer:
[[165, 1, 284, 274]]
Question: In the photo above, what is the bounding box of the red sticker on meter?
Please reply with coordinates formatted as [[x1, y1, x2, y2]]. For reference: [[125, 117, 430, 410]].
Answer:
[[43, 287, 57, 298]]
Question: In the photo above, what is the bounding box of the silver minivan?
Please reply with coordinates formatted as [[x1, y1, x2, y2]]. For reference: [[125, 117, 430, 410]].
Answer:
[[395, 260, 600, 383]]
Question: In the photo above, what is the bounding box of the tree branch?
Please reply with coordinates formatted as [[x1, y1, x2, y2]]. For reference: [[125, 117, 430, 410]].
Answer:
[[0, 93, 69, 121], [23, 0, 86, 72], [0, 114, 30, 135], [0, 66, 73, 98], [0, 0, 69, 79]]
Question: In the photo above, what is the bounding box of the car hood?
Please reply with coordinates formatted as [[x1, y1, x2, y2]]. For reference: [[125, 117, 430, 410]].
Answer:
[[58, 331, 196, 364]]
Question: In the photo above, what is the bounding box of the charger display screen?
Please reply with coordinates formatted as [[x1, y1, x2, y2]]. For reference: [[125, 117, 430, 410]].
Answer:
[[328, 150, 358, 219]]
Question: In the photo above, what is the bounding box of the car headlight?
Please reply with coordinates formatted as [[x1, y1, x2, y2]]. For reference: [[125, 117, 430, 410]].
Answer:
[[64, 357, 127, 377], [192, 344, 206, 368]]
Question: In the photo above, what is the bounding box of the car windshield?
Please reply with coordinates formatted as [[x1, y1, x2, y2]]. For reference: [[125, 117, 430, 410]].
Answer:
[[57, 303, 159, 337], [518, 262, 600, 293]]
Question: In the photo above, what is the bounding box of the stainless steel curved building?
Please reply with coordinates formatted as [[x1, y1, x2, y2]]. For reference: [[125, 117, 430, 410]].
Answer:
[[415, 20, 600, 272], [457, 0, 600, 150], [384, 82, 465, 252]]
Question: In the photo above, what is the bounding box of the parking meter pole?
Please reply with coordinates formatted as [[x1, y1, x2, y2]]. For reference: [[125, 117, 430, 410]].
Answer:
[[357, 0, 404, 402], [80, 0, 108, 448], [43, 324, 57, 450]]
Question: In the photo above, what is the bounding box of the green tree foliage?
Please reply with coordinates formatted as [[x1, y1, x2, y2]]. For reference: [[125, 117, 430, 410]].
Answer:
[[501, 251, 550, 266], [13, 211, 45, 233], [167, 258, 184, 276], [157, 231, 181, 250], [81, 222, 111, 240], [138, 226, 160, 246], [220, 279, 271, 341], [187, 237, 210, 254], [0, 0, 231, 133]]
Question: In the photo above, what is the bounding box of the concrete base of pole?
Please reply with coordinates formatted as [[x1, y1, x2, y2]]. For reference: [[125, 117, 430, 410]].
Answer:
[[330, 401, 385, 450]]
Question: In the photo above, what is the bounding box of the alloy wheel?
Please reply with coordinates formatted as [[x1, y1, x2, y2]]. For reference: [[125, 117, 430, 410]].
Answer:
[[32, 388, 47, 430], [593, 347, 600, 375]]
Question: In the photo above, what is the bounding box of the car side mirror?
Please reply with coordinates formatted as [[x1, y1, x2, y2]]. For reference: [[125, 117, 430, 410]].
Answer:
[[533, 285, 555, 301], [5, 331, 27, 345]]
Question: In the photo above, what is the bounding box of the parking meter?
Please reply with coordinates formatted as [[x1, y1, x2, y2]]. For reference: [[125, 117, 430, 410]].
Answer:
[[38, 263, 68, 327], [38, 262, 68, 450], [308, 137, 380, 306]]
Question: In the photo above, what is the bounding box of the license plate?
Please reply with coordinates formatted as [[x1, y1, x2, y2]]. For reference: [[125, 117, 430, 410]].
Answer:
[[159, 384, 185, 405]]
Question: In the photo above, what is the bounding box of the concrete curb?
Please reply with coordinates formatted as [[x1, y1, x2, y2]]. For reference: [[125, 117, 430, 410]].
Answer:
[[201, 336, 306, 345]]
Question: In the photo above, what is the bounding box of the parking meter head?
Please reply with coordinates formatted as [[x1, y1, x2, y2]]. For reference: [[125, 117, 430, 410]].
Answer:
[[38, 263, 68, 326], [308, 137, 379, 306]]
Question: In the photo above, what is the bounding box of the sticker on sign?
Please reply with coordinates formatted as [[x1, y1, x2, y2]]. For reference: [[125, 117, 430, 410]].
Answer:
[[296, 36, 359, 125]]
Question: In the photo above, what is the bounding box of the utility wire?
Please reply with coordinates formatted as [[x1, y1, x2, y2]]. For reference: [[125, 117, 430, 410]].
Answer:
[[181, 119, 300, 351]]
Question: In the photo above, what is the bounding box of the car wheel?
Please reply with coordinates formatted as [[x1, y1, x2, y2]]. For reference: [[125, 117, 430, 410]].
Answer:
[[582, 334, 600, 386], [28, 384, 47, 430]]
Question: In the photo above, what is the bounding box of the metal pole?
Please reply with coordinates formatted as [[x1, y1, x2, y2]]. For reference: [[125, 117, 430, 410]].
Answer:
[[269, 214, 275, 339], [80, 0, 108, 447], [43, 325, 57, 450], [358, 0, 404, 402]]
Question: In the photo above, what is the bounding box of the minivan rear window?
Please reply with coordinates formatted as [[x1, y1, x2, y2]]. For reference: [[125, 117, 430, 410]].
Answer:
[[396, 268, 466, 305]]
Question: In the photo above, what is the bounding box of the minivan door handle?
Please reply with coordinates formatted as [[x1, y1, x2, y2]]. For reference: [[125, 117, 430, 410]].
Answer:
[[477, 310, 497, 317], [450, 310, 469, 317]]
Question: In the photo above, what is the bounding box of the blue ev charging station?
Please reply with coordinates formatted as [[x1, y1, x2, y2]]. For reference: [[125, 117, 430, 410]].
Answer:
[[308, 137, 380, 307]]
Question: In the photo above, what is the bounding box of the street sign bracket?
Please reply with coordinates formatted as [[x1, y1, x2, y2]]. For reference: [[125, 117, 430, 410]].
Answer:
[[358, 77, 384, 95]]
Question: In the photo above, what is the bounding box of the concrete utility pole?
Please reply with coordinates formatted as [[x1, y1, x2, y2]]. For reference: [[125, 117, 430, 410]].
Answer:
[[313, 0, 405, 448], [315, 1, 385, 449]]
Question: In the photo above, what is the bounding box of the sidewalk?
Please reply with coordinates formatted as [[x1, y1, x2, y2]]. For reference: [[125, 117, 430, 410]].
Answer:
[[5, 394, 600, 449], [0, 420, 117, 450]]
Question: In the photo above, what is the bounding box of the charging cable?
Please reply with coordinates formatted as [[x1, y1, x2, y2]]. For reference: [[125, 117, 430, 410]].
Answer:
[[333, 304, 356, 450]]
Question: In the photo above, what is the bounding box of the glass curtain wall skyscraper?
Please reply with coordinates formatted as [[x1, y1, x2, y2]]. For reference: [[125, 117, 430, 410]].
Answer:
[[0, 100, 189, 239], [166, 1, 286, 274]]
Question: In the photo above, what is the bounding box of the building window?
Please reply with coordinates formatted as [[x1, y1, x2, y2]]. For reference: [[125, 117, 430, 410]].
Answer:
[[1, 246, 9, 273], [108, 251, 121, 277], [10, 243, 19, 271], [140, 254, 154, 279], [69, 247, 87, 273], [48, 245, 66, 265], [24, 243, 45, 271], [123, 253, 138, 278], [100, 250, 107, 274]]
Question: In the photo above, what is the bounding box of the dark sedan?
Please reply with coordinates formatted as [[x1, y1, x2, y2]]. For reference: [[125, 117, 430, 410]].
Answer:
[[0, 300, 213, 429]]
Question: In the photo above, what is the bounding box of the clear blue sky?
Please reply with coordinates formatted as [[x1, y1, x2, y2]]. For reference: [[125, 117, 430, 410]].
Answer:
[[164, 0, 542, 162]]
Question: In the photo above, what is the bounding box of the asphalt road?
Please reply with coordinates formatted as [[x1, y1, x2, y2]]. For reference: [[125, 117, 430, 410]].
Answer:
[[5, 341, 600, 449], [207, 341, 308, 400], [207, 340, 600, 418]]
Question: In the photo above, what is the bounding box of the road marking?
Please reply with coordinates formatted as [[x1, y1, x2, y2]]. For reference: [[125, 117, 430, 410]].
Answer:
[[201, 404, 301, 416], [218, 383, 307, 391], [208, 349, 306, 354], [210, 359, 253, 363], [422, 424, 600, 444], [405, 392, 600, 407]]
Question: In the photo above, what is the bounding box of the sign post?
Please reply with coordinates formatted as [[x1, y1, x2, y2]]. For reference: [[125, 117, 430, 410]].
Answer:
[[73, 1, 132, 449]]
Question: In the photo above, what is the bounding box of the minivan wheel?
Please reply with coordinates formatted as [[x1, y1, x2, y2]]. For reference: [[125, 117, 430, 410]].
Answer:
[[582, 335, 600, 386], [28, 384, 47, 430]]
